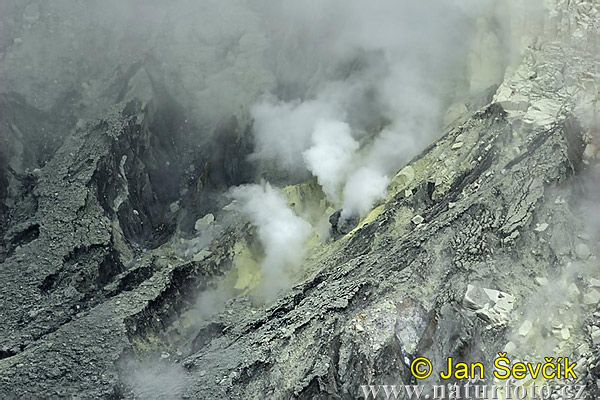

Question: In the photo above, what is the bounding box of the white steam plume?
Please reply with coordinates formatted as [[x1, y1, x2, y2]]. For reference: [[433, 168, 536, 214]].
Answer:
[[303, 119, 358, 202], [229, 183, 312, 298], [250, 96, 344, 173], [341, 127, 421, 218], [248, 0, 495, 220], [340, 166, 391, 220]]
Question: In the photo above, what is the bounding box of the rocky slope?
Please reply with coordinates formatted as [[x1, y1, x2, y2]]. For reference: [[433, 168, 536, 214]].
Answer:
[[0, 0, 599, 399]]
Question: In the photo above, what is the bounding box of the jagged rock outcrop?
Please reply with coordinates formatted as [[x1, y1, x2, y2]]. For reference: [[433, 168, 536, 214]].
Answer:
[[0, 62, 253, 397], [172, 104, 597, 398]]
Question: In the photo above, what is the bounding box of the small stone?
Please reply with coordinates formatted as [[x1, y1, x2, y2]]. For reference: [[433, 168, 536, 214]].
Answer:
[[584, 144, 596, 159], [193, 249, 212, 262], [534, 223, 549, 232], [494, 294, 515, 313], [160, 352, 170, 359], [463, 284, 478, 309], [404, 189, 412, 198], [576, 342, 589, 355], [355, 323, 365, 332], [552, 321, 564, 329], [590, 278, 600, 287], [504, 341, 517, 353], [483, 288, 500, 302], [452, 142, 464, 150], [195, 213, 215, 231], [535, 277, 549, 286], [591, 327, 600, 345], [448, 202, 456, 209], [169, 201, 180, 213], [567, 283, 580, 299], [560, 327, 571, 340], [583, 289, 600, 305], [576, 243, 591, 260], [411, 215, 424, 225], [395, 166, 415, 186], [518, 320, 533, 337]]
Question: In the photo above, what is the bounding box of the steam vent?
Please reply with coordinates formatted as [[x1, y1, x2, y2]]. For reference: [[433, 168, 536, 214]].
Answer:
[[1, 1, 600, 399]]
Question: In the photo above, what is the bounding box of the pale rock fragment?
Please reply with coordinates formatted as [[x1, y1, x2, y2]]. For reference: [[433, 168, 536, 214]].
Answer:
[[584, 144, 596, 160], [483, 288, 500, 302], [497, 95, 530, 112], [567, 283, 581, 299], [390, 166, 415, 194], [552, 319, 563, 329], [576, 243, 591, 260], [534, 223, 549, 232], [193, 249, 212, 262], [577, 342, 589, 356], [523, 99, 562, 127], [583, 289, 600, 305], [464, 285, 514, 325], [535, 277, 549, 286], [503, 341, 517, 353], [518, 320, 533, 336], [463, 285, 478, 310], [495, 294, 515, 314], [396, 166, 415, 186], [411, 215, 424, 225], [169, 201, 180, 213], [591, 326, 600, 346], [195, 213, 215, 231]]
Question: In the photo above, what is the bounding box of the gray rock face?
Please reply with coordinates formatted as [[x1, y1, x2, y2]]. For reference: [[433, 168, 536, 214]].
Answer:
[[0, 0, 599, 399], [173, 104, 597, 399], [0, 59, 253, 397]]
